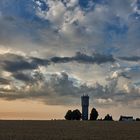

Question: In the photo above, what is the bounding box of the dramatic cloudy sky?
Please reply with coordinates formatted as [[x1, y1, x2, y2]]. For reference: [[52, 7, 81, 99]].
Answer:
[[0, 0, 140, 120]]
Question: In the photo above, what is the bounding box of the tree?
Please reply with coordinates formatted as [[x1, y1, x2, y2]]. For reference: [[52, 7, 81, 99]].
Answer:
[[72, 109, 82, 120], [64, 109, 82, 120], [65, 110, 73, 120], [103, 114, 113, 121], [90, 108, 99, 120]]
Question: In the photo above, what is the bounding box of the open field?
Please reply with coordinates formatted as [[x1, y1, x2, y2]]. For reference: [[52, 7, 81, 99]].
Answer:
[[0, 120, 140, 140]]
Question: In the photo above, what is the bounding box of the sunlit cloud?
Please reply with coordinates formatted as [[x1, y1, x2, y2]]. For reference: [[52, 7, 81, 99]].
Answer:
[[0, 0, 140, 110]]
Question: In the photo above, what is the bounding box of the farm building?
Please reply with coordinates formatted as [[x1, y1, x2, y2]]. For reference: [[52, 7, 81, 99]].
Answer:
[[119, 116, 134, 121]]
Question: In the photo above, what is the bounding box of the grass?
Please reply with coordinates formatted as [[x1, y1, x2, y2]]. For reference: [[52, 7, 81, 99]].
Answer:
[[0, 120, 140, 140]]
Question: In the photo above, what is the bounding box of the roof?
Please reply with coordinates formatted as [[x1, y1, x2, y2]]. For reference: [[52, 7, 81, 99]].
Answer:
[[120, 116, 133, 119]]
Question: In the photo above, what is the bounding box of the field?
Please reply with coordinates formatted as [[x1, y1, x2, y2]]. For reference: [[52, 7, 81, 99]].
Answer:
[[0, 120, 140, 140]]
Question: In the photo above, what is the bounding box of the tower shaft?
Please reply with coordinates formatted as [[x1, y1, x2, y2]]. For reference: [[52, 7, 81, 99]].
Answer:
[[81, 95, 89, 120]]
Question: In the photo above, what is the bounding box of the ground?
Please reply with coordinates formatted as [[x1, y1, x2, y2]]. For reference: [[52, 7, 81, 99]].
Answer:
[[0, 120, 140, 140]]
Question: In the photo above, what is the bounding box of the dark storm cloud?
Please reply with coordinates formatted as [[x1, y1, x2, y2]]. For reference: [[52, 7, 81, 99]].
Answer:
[[119, 56, 140, 62], [31, 57, 50, 66], [51, 56, 72, 63], [3, 60, 37, 72], [51, 52, 115, 64], [0, 52, 115, 74], [0, 53, 38, 72], [12, 72, 33, 83], [0, 53, 50, 73]]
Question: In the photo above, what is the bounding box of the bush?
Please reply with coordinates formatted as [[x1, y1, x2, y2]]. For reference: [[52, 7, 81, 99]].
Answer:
[[103, 114, 113, 121]]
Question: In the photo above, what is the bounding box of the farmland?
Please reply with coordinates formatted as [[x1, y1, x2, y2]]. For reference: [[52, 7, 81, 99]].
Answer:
[[0, 120, 140, 140]]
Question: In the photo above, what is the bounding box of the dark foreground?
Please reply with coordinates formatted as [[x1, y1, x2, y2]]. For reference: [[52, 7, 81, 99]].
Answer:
[[0, 120, 140, 140]]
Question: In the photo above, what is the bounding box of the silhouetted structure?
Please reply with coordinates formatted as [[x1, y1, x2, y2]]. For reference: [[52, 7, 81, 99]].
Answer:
[[136, 118, 140, 121], [119, 116, 133, 121], [81, 95, 89, 120]]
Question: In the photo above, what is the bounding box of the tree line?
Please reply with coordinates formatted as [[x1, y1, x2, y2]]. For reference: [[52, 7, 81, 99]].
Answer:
[[65, 108, 140, 121], [65, 108, 113, 121]]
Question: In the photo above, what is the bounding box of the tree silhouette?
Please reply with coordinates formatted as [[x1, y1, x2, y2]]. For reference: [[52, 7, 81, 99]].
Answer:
[[65, 109, 81, 120], [72, 109, 82, 120], [103, 114, 113, 121], [65, 110, 73, 120], [90, 108, 99, 120]]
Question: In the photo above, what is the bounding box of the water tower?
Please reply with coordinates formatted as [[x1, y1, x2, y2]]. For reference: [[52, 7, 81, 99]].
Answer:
[[81, 95, 89, 120]]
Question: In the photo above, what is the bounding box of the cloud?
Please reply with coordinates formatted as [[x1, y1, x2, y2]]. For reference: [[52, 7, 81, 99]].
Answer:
[[0, 52, 115, 74], [0, 71, 140, 108], [119, 56, 140, 62], [51, 52, 115, 64], [0, 0, 140, 110], [0, 53, 50, 73], [0, 0, 138, 58], [107, 70, 131, 80], [12, 71, 45, 85], [12, 72, 33, 83], [0, 77, 10, 85], [0, 53, 38, 72], [31, 57, 50, 66]]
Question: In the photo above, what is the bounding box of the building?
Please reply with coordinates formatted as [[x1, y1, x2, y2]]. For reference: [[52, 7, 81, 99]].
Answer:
[[81, 95, 89, 120], [119, 116, 134, 121]]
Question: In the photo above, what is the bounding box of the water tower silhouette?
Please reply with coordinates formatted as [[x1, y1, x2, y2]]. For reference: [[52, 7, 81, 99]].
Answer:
[[81, 95, 89, 120]]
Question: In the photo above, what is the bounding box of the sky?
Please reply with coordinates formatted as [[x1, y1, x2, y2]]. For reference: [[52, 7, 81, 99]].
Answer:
[[0, 0, 140, 120]]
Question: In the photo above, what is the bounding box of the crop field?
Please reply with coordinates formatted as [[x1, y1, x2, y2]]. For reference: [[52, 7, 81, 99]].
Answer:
[[0, 120, 139, 140]]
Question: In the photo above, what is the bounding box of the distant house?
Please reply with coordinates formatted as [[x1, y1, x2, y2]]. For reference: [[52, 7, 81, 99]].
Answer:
[[119, 116, 133, 121]]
